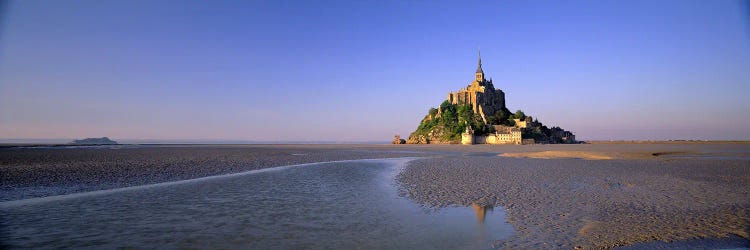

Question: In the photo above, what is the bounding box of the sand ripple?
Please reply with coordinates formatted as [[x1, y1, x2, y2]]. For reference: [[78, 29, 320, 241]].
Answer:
[[500, 151, 615, 160], [397, 156, 750, 249]]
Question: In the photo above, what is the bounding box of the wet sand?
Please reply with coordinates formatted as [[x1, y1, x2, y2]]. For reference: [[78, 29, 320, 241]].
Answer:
[[500, 150, 616, 160], [1, 158, 513, 249], [2, 143, 750, 248], [396, 144, 750, 249], [0, 145, 429, 201]]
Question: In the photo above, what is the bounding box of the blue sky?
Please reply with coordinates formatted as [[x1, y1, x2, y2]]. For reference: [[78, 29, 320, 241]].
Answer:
[[1, 0, 749, 141]]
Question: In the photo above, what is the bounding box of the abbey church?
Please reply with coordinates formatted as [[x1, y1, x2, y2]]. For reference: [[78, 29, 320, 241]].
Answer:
[[447, 52, 507, 124]]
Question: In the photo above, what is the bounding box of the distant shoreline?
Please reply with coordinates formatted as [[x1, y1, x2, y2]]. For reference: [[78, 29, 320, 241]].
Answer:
[[2, 140, 749, 148], [0, 142, 392, 148]]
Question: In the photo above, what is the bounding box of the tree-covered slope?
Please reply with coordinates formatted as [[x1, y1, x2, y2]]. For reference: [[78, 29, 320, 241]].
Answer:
[[406, 101, 488, 144]]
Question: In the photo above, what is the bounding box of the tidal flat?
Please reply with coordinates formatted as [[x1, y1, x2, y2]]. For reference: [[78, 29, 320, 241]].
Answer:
[[1, 143, 749, 249]]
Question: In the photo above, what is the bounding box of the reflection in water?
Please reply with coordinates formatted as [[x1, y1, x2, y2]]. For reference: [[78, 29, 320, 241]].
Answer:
[[1, 159, 513, 249], [471, 203, 494, 223]]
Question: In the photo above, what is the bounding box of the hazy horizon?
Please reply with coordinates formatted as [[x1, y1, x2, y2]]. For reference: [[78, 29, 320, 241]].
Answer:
[[1, 137, 747, 145], [0, 138, 393, 144], [2, 0, 749, 141]]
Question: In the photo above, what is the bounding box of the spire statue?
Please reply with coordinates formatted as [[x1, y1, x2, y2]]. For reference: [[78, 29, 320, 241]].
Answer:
[[475, 48, 484, 82], [476, 49, 483, 74]]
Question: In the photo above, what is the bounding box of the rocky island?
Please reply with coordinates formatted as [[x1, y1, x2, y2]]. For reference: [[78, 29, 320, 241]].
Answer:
[[70, 137, 118, 145], [406, 52, 576, 145]]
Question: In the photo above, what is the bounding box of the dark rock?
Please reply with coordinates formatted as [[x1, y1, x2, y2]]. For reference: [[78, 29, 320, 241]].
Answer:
[[70, 137, 118, 145]]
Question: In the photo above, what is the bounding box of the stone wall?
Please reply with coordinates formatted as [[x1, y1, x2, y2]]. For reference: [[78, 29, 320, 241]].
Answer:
[[461, 132, 475, 145], [467, 130, 522, 145]]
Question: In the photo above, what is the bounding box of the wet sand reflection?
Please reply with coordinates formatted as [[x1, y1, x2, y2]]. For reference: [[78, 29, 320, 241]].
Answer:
[[471, 203, 494, 223]]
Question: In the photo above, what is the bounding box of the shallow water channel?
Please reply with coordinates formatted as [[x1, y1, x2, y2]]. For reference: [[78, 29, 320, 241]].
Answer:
[[1, 158, 513, 249]]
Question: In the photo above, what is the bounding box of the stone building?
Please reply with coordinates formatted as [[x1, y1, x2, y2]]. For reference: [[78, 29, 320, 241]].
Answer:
[[462, 124, 522, 145], [447, 51, 506, 124], [486, 129, 522, 144], [550, 127, 577, 144], [513, 118, 528, 128], [453, 52, 521, 145]]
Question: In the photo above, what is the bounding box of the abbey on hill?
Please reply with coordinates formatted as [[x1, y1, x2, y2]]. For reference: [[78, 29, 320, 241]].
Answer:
[[402, 52, 576, 145], [447, 52, 506, 125]]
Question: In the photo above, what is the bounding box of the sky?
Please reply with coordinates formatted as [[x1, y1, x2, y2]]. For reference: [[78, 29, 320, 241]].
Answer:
[[1, 0, 749, 142]]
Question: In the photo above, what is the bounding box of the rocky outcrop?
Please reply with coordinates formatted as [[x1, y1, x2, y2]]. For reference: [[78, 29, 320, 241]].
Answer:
[[392, 135, 406, 144], [405, 135, 429, 144]]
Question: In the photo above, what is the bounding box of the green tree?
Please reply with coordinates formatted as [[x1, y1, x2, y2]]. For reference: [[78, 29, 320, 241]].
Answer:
[[428, 107, 438, 117], [471, 114, 489, 135], [514, 110, 526, 120], [441, 105, 457, 124], [440, 100, 452, 109], [456, 105, 473, 123], [487, 109, 509, 125], [411, 101, 495, 142]]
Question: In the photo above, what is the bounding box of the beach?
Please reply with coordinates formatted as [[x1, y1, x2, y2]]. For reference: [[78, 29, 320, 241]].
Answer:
[[1, 143, 749, 249]]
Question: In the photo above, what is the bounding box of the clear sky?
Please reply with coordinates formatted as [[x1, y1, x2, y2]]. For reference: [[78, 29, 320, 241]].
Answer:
[[1, 0, 749, 142]]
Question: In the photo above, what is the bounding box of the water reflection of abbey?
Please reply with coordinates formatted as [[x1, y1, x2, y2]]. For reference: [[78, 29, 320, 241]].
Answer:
[[471, 203, 493, 223]]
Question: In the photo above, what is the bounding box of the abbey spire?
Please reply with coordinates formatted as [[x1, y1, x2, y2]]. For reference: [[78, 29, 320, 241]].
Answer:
[[475, 49, 484, 82]]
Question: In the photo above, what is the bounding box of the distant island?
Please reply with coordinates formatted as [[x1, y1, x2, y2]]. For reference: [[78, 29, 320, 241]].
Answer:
[[70, 137, 118, 145], [403, 52, 576, 145]]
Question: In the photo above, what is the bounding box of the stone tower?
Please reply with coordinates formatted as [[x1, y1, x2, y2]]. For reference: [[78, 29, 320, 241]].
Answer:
[[447, 51, 507, 124]]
